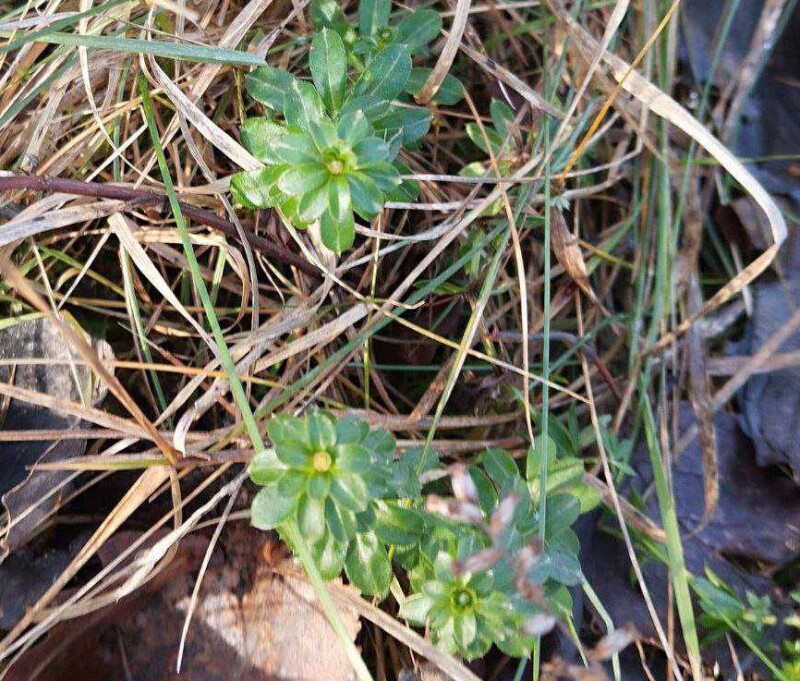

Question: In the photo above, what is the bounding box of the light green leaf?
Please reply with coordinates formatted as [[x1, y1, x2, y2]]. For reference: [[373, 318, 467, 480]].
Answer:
[[249, 448, 285, 485], [266, 132, 320, 164], [284, 79, 325, 129], [230, 167, 284, 208], [328, 176, 352, 220], [310, 28, 347, 113], [298, 182, 331, 221], [277, 164, 328, 196], [298, 493, 326, 540], [306, 408, 337, 449], [240, 118, 285, 162], [251, 485, 296, 530], [399, 592, 433, 625], [246, 66, 296, 111], [320, 207, 355, 253]]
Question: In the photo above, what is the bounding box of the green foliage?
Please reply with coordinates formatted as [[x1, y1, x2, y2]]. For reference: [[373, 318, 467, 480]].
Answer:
[[233, 0, 463, 253], [250, 409, 596, 660], [399, 552, 525, 660]]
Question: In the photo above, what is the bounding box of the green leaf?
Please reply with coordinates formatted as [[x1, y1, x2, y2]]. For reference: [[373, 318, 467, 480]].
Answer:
[[353, 137, 391, 166], [251, 485, 296, 530], [246, 66, 296, 111], [266, 132, 320, 165], [309, 530, 348, 579], [277, 164, 328, 196], [336, 416, 369, 444], [326, 498, 358, 542], [374, 503, 424, 545], [298, 493, 327, 540], [230, 166, 284, 208], [274, 439, 310, 467], [310, 29, 347, 113], [372, 104, 430, 144], [490, 98, 516, 139], [358, 0, 391, 36], [354, 43, 411, 100], [339, 95, 391, 125], [327, 176, 352, 220], [482, 448, 519, 488], [466, 122, 505, 156], [347, 171, 384, 218], [395, 9, 441, 54], [405, 68, 464, 105], [307, 118, 339, 150], [320, 207, 355, 253], [307, 472, 333, 499], [399, 592, 433, 625], [240, 118, 285, 161], [297, 181, 331, 221], [365, 162, 401, 191], [330, 472, 369, 511], [310, 0, 349, 33], [284, 79, 325, 129], [249, 448, 285, 485], [346, 531, 392, 596], [337, 110, 372, 145], [528, 548, 583, 586], [306, 408, 337, 449]]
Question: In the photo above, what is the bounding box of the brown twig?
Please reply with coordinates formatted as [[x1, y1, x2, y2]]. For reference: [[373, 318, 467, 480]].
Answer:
[[0, 175, 318, 276]]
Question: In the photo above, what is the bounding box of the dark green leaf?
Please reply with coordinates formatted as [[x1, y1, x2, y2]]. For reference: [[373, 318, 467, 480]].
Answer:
[[310, 29, 347, 113], [528, 548, 583, 586], [374, 503, 424, 545], [326, 498, 358, 542], [405, 68, 464, 105], [372, 104, 430, 144], [327, 176, 352, 220], [337, 109, 372, 145], [306, 408, 337, 449], [339, 95, 391, 124], [395, 9, 441, 54], [353, 137, 391, 166], [359, 0, 391, 36], [347, 171, 384, 218], [265, 132, 320, 165], [345, 531, 392, 596], [310, 0, 349, 34], [354, 43, 411, 100]]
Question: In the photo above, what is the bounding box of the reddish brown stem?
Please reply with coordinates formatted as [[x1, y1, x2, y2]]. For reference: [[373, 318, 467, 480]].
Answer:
[[0, 174, 317, 276]]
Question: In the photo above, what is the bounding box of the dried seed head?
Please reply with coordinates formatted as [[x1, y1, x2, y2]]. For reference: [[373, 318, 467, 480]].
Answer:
[[523, 613, 557, 637], [450, 463, 478, 504], [489, 492, 519, 538], [587, 624, 639, 661], [454, 547, 503, 575]]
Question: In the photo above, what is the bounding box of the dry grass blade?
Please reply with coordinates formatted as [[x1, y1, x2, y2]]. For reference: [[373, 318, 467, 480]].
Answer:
[[0, 465, 171, 659], [417, 0, 471, 104]]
